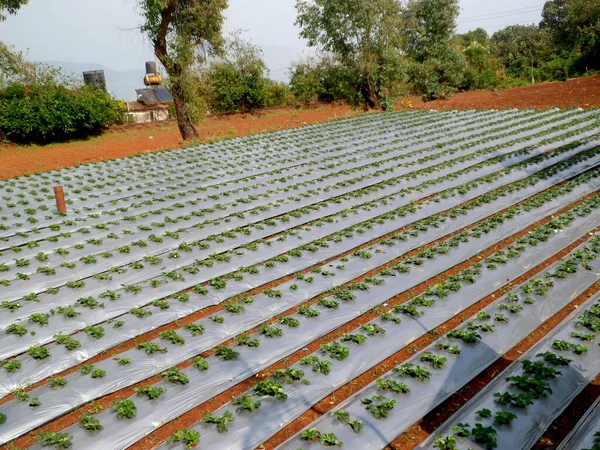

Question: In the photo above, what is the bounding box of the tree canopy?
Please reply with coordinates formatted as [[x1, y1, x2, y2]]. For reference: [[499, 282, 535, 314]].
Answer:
[[296, 0, 406, 109], [0, 0, 27, 21], [139, 0, 228, 139]]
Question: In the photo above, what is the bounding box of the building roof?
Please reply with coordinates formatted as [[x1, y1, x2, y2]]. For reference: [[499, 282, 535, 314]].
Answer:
[[126, 101, 170, 112]]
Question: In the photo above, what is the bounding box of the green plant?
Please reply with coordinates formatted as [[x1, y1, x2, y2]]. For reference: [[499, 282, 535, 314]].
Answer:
[[376, 378, 410, 394], [48, 377, 67, 389], [393, 363, 431, 381], [451, 423, 470, 437], [233, 393, 262, 412], [420, 352, 447, 369], [91, 369, 106, 379], [476, 408, 492, 418], [134, 385, 166, 400], [162, 367, 190, 385], [215, 346, 239, 360], [111, 399, 137, 419], [320, 432, 343, 446], [84, 326, 104, 339], [361, 395, 396, 419], [280, 316, 300, 327], [253, 380, 287, 399], [28, 345, 50, 360], [36, 430, 73, 449], [301, 428, 321, 441], [201, 411, 235, 433], [136, 341, 168, 355], [433, 435, 458, 450], [320, 341, 350, 360], [192, 357, 209, 370], [184, 323, 205, 335], [471, 423, 497, 449], [168, 428, 201, 448], [3, 359, 21, 373], [160, 330, 186, 345], [80, 413, 103, 432], [54, 334, 80, 350], [494, 410, 518, 426]]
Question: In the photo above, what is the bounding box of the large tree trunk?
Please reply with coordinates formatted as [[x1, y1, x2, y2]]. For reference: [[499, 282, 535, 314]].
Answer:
[[171, 79, 198, 140], [152, 1, 198, 141]]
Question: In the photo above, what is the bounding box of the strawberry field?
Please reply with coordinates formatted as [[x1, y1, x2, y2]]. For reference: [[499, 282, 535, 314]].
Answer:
[[1, 108, 600, 450]]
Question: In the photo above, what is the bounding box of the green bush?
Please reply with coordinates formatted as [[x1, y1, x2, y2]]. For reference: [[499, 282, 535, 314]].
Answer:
[[0, 80, 123, 144], [263, 80, 293, 108], [409, 50, 465, 101], [289, 57, 352, 106]]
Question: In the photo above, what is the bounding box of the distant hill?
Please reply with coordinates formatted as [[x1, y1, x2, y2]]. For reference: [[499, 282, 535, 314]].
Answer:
[[43, 61, 144, 101]]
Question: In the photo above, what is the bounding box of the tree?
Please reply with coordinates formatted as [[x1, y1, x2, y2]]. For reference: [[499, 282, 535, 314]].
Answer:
[[207, 34, 269, 113], [541, 0, 600, 70], [0, 0, 28, 21], [403, 0, 465, 100], [0, 41, 35, 87], [139, 0, 228, 140], [456, 28, 490, 48], [491, 25, 547, 82], [289, 55, 351, 105], [295, 0, 407, 109]]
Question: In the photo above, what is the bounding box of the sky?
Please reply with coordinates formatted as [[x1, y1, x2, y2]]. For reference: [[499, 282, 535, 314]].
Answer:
[[0, 0, 545, 99]]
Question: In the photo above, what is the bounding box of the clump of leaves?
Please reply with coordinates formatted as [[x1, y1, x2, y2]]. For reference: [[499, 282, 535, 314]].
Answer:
[[84, 326, 105, 339], [111, 399, 137, 419], [134, 385, 166, 400], [168, 428, 201, 449], [55, 334, 80, 350], [160, 330, 186, 345], [80, 413, 103, 432], [253, 380, 287, 399], [361, 395, 396, 419], [36, 431, 73, 449], [259, 325, 283, 338], [420, 352, 447, 369], [136, 341, 168, 355], [299, 305, 320, 317], [6, 323, 27, 337], [192, 357, 209, 370], [332, 410, 364, 433], [48, 377, 67, 389], [393, 363, 431, 381], [28, 345, 50, 360], [494, 410, 518, 426], [184, 323, 205, 336], [320, 341, 349, 360], [162, 367, 190, 385], [215, 346, 239, 360], [301, 356, 331, 375], [433, 435, 458, 450], [232, 393, 262, 413], [236, 334, 260, 347], [377, 378, 410, 394], [91, 368, 106, 379], [201, 411, 235, 433], [3, 359, 21, 373], [471, 423, 497, 448], [280, 316, 300, 327]]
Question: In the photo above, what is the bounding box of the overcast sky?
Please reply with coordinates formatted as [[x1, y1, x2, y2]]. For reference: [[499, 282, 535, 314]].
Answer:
[[0, 0, 545, 97]]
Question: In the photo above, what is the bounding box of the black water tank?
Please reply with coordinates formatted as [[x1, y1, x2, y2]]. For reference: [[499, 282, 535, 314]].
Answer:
[[83, 70, 107, 92], [145, 61, 158, 75]]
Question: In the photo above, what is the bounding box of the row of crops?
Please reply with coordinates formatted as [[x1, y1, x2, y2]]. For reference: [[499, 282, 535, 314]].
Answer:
[[1, 108, 600, 450]]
